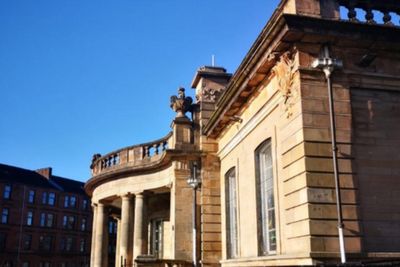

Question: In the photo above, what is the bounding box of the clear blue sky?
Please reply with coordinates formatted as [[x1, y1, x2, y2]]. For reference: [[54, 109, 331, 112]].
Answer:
[[0, 1, 279, 182]]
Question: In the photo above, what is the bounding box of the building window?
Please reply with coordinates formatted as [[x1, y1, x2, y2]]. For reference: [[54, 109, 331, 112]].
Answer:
[[255, 139, 276, 255], [42, 192, 48, 204], [225, 167, 238, 259], [39, 262, 50, 267], [1, 208, 9, 224], [48, 192, 56, 206], [22, 262, 29, 267], [109, 220, 117, 234], [40, 213, 54, 227], [26, 211, 34, 226], [63, 215, 76, 230], [79, 238, 86, 252], [0, 233, 6, 251], [23, 234, 32, 250], [66, 237, 74, 252], [3, 185, 11, 199], [80, 218, 87, 231], [28, 190, 35, 204], [42, 192, 56, 205], [82, 199, 88, 210], [39, 235, 53, 251], [64, 196, 77, 208], [150, 219, 163, 258]]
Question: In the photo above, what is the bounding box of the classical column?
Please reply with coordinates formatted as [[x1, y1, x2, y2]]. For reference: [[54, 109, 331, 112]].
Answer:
[[133, 192, 145, 259], [94, 203, 108, 267], [120, 194, 133, 266], [115, 217, 121, 267], [90, 204, 98, 267]]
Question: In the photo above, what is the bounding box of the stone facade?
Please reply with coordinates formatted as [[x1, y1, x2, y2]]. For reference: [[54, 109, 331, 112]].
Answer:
[[86, 0, 400, 266]]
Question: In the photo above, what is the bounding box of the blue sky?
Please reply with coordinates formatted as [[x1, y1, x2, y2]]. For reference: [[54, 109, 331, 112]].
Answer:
[[0, 1, 279, 181]]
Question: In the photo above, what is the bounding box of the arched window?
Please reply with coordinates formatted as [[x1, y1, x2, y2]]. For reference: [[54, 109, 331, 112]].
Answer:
[[255, 139, 276, 255], [225, 167, 239, 258]]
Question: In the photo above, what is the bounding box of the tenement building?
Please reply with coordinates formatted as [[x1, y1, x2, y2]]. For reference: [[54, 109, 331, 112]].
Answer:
[[0, 164, 92, 267], [85, 0, 400, 266]]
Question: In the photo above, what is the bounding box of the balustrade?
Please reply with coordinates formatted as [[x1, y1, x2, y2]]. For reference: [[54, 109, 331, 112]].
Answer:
[[91, 132, 172, 175], [338, 0, 400, 26]]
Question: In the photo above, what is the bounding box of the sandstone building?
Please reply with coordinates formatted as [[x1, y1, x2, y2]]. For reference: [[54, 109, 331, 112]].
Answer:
[[85, 0, 400, 266], [0, 164, 92, 267]]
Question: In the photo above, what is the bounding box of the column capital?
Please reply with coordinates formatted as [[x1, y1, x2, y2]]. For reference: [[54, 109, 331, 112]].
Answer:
[[120, 193, 133, 200]]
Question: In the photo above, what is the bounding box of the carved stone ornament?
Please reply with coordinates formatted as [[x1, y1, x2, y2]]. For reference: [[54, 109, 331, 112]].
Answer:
[[272, 52, 298, 118], [199, 87, 222, 102], [170, 87, 193, 118], [90, 153, 102, 169]]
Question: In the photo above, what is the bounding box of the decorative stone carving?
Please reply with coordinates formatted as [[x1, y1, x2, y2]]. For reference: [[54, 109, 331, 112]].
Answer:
[[199, 87, 222, 102], [90, 153, 102, 169], [272, 52, 298, 118], [170, 87, 193, 118]]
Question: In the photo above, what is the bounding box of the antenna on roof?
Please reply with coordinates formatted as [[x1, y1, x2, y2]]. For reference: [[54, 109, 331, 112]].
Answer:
[[212, 55, 215, 67]]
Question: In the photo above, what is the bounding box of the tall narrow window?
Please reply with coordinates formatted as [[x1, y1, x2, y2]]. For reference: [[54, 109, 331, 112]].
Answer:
[[28, 190, 35, 204], [40, 213, 46, 227], [225, 167, 238, 259], [255, 140, 276, 255], [26, 211, 34, 226], [80, 218, 87, 231], [23, 234, 32, 250], [3, 185, 11, 199], [48, 193, 56, 206], [150, 219, 163, 258], [42, 192, 47, 204], [1, 208, 9, 224]]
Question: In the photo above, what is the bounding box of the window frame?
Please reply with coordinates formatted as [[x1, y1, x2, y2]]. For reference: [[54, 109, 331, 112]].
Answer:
[[3, 185, 11, 199], [255, 139, 277, 255], [28, 190, 35, 204], [1, 208, 9, 224], [225, 167, 239, 259], [26, 211, 34, 226]]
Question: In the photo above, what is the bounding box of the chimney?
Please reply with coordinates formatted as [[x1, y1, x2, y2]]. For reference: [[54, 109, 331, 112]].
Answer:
[[36, 167, 52, 179], [191, 66, 232, 129]]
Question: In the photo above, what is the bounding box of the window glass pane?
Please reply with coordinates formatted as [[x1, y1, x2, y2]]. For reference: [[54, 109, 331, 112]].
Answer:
[[47, 214, 54, 227], [3, 185, 11, 199], [27, 211, 33, 226], [42, 192, 48, 204], [48, 193, 55, 206], [70, 196, 76, 208], [225, 167, 238, 259], [64, 196, 69, 207], [23, 234, 32, 250], [1, 208, 9, 224], [28, 190, 35, 203], [255, 140, 276, 255]]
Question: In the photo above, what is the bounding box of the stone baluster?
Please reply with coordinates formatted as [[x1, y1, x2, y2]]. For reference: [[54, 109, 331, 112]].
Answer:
[[153, 143, 160, 155], [347, 4, 358, 22], [365, 7, 376, 24], [382, 11, 393, 25]]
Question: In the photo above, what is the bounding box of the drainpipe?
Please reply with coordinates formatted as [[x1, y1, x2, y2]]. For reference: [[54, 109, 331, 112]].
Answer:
[[187, 162, 201, 267], [312, 45, 346, 264]]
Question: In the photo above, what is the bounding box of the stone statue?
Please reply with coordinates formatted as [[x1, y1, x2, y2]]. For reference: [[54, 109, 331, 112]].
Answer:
[[170, 87, 193, 118], [90, 153, 102, 169]]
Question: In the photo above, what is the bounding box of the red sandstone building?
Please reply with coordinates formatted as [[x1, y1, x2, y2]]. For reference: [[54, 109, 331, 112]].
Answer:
[[0, 164, 93, 267]]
